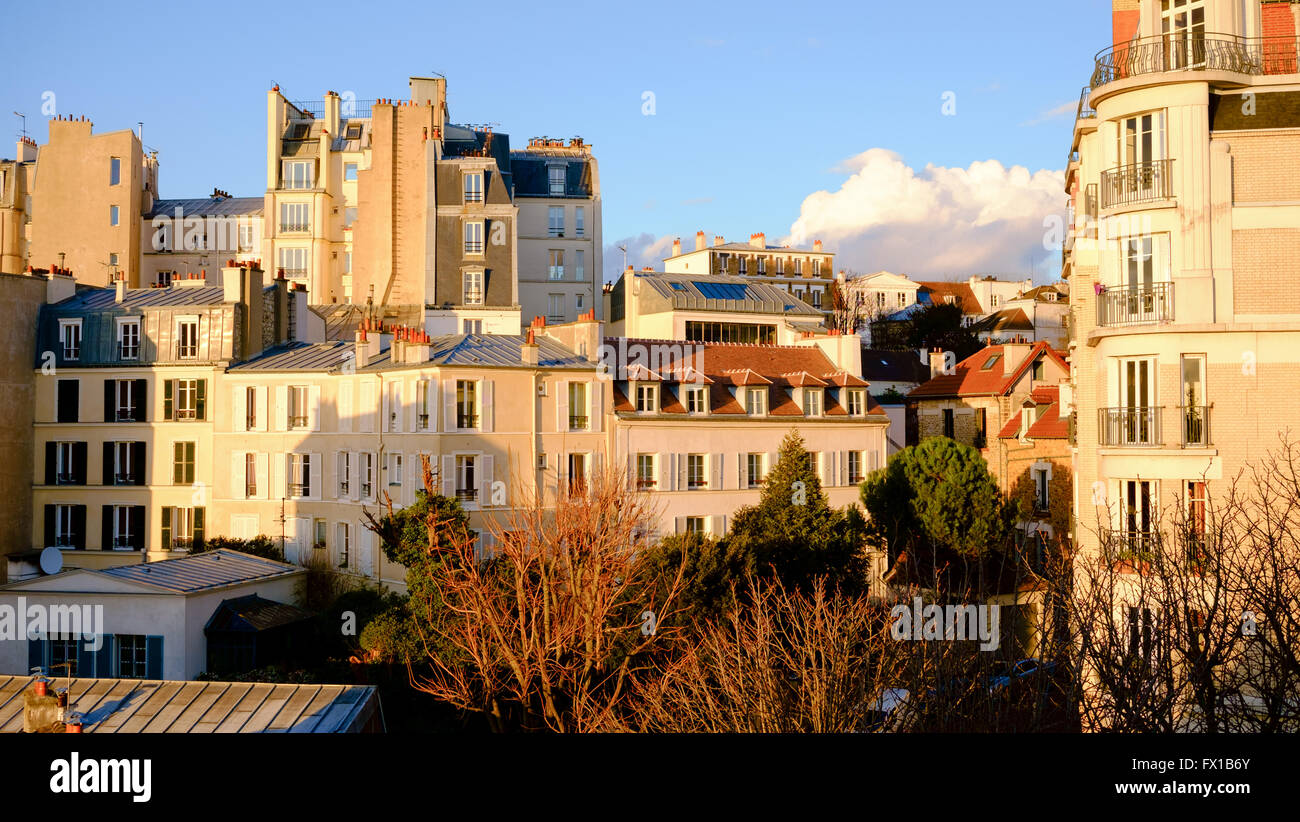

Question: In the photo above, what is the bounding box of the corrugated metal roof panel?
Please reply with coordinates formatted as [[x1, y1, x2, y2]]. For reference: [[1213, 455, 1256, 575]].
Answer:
[[149, 197, 264, 219], [97, 549, 300, 592], [228, 341, 355, 372]]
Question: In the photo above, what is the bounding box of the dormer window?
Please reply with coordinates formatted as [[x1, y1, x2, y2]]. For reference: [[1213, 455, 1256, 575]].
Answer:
[[464, 171, 484, 203], [685, 386, 707, 414], [746, 387, 767, 416], [804, 388, 823, 417], [846, 389, 865, 416], [635, 383, 658, 413], [346, 124, 363, 140]]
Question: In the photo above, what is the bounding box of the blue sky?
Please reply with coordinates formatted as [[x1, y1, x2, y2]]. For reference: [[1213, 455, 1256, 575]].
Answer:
[[5, 0, 1112, 283]]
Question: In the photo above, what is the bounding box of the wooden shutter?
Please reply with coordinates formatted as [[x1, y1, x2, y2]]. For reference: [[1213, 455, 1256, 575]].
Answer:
[[349, 452, 360, 502], [255, 386, 268, 431], [557, 383, 569, 432], [308, 385, 321, 431], [231, 451, 246, 500], [674, 516, 686, 534], [134, 442, 147, 485], [103, 380, 115, 422], [233, 385, 247, 432], [145, 636, 163, 680], [443, 380, 457, 432], [94, 635, 115, 679], [442, 455, 455, 498], [134, 379, 147, 422], [161, 506, 172, 550], [738, 453, 747, 490], [193, 507, 205, 550], [101, 505, 113, 551], [195, 379, 207, 421], [382, 381, 393, 432], [591, 384, 603, 433], [678, 453, 687, 491], [103, 442, 114, 485], [28, 636, 45, 673], [309, 453, 322, 500], [45, 442, 55, 485], [274, 385, 289, 431], [481, 379, 494, 432], [339, 382, 353, 433], [711, 453, 723, 490], [272, 453, 286, 498], [43, 505, 54, 548], [163, 379, 173, 420], [72, 442, 87, 485], [407, 379, 419, 433], [130, 506, 145, 551], [480, 454, 495, 506], [711, 514, 727, 537], [660, 452, 671, 491], [255, 453, 269, 501], [71, 505, 86, 550]]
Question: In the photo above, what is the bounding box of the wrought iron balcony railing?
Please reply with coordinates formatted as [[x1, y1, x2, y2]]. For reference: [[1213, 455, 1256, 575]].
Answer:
[[457, 413, 479, 429], [1077, 85, 1096, 119], [1101, 529, 1157, 563], [1100, 159, 1173, 209], [1180, 405, 1212, 447], [1096, 282, 1174, 327], [1099, 406, 1163, 447], [1092, 33, 1300, 89], [568, 414, 589, 430], [456, 488, 478, 502]]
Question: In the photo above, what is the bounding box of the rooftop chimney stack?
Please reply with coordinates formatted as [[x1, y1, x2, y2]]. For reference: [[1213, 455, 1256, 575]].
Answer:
[[713, 235, 724, 247], [929, 348, 947, 379], [522, 327, 539, 366], [749, 232, 765, 249], [695, 230, 706, 251], [672, 238, 681, 257], [813, 239, 823, 253]]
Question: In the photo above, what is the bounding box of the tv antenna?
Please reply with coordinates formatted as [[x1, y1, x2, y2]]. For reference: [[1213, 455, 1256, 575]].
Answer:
[[13, 111, 26, 140]]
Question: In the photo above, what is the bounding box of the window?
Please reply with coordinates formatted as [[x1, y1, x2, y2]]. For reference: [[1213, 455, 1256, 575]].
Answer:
[[162, 506, 204, 551], [56, 379, 79, 423], [415, 382, 431, 430], [455, 455, 477, 501], [50, 636, 79, 677], [278, 247, 308, 278], [176, 318, 199, 359], [288, 385, 310, 429], [685, 386, 706, 414], [55, 442, 80, 485], [282, 160, 313, 189], [738, 257, 748, 275], [167, 378, 205, 421], [548, 206, 565, 237], [464, 221, 484, 255], [775, 257, 784, 275], [568, 382, 588, 430], [456, 380, 479, 429], [289, 453, 312, 498], [245, 453, 257, 497], [548, 250, 564, 280], [811, 289, 822, 308], [117, 319, 140, 360], [813, 260, 822, 277], [747, 453, 764, 488], [345, 123, 362, 140], [110, 205, 120, 226], [1127, 606, 1157, 663], [687, 454, 706, 489], [897, 291, 907, 307], [60, 320, 81, 361], [943, 409, 955, 438], [279, 202, 309, 232], [1031, 360, 1045, 381], [110, 505, 136, 550], [567, 453, 587, 496], [1033, 467, 1050, 512], [684, 321, 776, 345], [113, 379, 140, 421], [876, 292, 886, 308], [111, 441, 140, 485], [344, 162, 358, 182], [388, 452, 403, 487], [245, 386, 257, 430], [805, 389, 822, 417], [685, 516, 706, 536], [157, 270, 174, 287], [117, 635, 147, 678], [848, 451, 864, 484], [547, 293, 564, 324], [344, 207, 357, 228], [53, 504, 78, 548], [636, 384, 657, 413], [361, 452, 375, 499], [548, 165, 565, 195], [336, 523, 351, 568], [757, 257, 766, 275], [636, 454, 656, 489], [991, 295, 999, 308], [463, 270, 483, 305], [575, 206, 585, 237], [110, 156, 121, 186], [1120, 479, 1156, 555], [795, 258, 803, 275], [575, 249, 585, 281], [464, 171, 483, 203], [847, 389, 865, 416], [172, 441, 196, 485], [463, 319, 482, 334], [344, 252, 351, 274], [746, 388, 767, 416], [805, 451, 820, 475], [337, 452, 351, 496], [109, 253, 118, 271], [314, 518, 327, 551]]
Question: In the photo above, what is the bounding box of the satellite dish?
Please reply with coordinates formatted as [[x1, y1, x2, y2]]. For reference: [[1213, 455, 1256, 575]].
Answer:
[[39, 546, 63, 575]]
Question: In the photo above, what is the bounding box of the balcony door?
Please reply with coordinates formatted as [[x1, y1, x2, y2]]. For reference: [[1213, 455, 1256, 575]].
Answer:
[[1122, 479, 1157, 554], [1118, 357, 1156, 445], [1181, 354, 1208, 445], [1162, 0, 1206, 70]]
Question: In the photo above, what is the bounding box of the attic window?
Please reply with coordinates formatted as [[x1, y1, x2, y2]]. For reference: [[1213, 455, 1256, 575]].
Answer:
[[1031, 360, 1045, 380], [345, 124, 362, 140], [670, 282, 687, 291], [981, 353, 1002, 371], [292, 124, 309, 139]]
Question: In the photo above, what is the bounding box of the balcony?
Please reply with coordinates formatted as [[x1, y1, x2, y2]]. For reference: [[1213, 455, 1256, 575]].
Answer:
[[114, 473, 136, 485], [568, 414, 588, 430], [1099, 406, 1162, 447], [1077, 85, 1095, 120], [1096, 282, 1174, 327], [279, 222, 311, 234], [463, 240, 484, 254], [456, 488, 478, 502], [417, 413, 430, 430], [289, 415, 309, 429], [115, 408, 137, 422], [636, 479, 657, 490], [1180, 405, 1212, 448], [457, 413, 479, 429], [1100, 159, 1173, 209], [1101, 530, 1157, 564], [289, 482, 310, 498], [1091, 33, 1300, 90], [281, 268, 308, 279]]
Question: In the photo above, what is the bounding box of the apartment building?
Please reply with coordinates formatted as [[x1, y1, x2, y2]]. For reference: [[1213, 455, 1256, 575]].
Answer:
[[971, 285, 1071, 349], [140, 193, 263, 287], [605, 338, 889, 538], [511, 138, 601, 326], [1065, 0, 1300, 565], [663, 231, 836, 315], [0, 139, 38, 274]]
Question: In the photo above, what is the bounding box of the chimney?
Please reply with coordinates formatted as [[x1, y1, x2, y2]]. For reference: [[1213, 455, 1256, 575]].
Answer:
[[325, 90, 341, 139], [46, 269, 75, 304], [17, 136, 38, 163], [1058, 381, 1074, 417], [749, 232, 765, 249], [223, 261, 265, 359], [672, 238, 681, 257], [522, 327, 539, 366], [114, 269, 128, 303], [1003, 342, 1033, 373], [713, 235, 724, 247], [929, 348, 948, 379], [813, 239, 823, 253], [695, 230, 706, 251]]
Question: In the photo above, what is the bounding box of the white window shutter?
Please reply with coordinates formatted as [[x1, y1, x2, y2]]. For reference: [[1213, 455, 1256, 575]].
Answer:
[[711, 515, 726, 537], [382, 382, 391, 432], [339, 382, 353, 432], [557, 383, 569, 432], [768, 451, 778, 480], [737, 453, 747, 490], [255, 386, 268, 431], [274, 386, 289, 431], [308, 385, 321, 431], [309, 452, 322, 500], [360, 529, 374, 578], [480, 454, 495, 506], [233, 387, 247, 433], [590, 384, 603, 433], [660, 452, 671, 491], [406, 380, 417, 433], [674, 516, 686, 535], [359, 382, 375, 433], [442, 455, 455, 497], [678, 453, 687, 491], [255, 453, 269, 500], [231, 451, 245, 500], [482, 379, 494, 432], [444, 380, 457, 432], [711, 453, 723, 490], [272, 452, 286, 498], [351, 452, 361, 501], [427, 380, 439, 431]]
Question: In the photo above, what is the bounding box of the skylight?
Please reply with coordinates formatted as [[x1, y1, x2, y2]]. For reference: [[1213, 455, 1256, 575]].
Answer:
[[981, 353, 1002, 371]]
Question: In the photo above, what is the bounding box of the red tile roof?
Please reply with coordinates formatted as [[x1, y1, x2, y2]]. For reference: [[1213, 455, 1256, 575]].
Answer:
[[997, 385, 1069, 439], [916, 281, 981, 314], [906, 341, 1067, 400]]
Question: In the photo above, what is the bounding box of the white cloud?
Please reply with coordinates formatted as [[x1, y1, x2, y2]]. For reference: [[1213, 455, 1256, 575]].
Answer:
[[603, 232, 677, 282], [785, 148, 1065, 279], [1020, 100, 1076, 127]]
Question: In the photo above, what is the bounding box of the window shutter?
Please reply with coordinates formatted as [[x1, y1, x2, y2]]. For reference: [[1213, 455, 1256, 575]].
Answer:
[[426, 380, 439, 431], [231, 452, 246, 500], [193, 507, 205, 550], [481, 380, 494, 432], [309, 385, 321, 431], [133, 442, 147, 486], [77, 640, 95, 680], [339, 382, 353, 433], [660, 452, 671, 491], [255, 386, 268, 431], [233, 386, 247, 432], [272, 453, 286, 498], [711, 515, 726, 537], [255, 453, 269, 501], [134, 379, 147, 422], [557, 384, 569, 432], [407, 380, 419, 433], [145, 636, 163, 680], [274, 385, 289, 431], [480, 454, 495, 506], [45, 442, 55, 486], [350, 452, 360, 502], [101, 505, 113, 551], [711, 453, 723, 490], [161, 506, 172, 550], [94, 635, 115, 679], [768, 452, 778, 479], [130, 506, 145, 551], [103, 380, 115, 423], [442, 455, 455, 498], [443, 381, 457, 432], [71, 505, 86, 550], [72, 442, 87, 485], [43, 505, 54, 549], [738, 453, 747, 490], [674, 516, 686, 534], [590, 384, 603, 433], [196, 379, 207, 421], [382, 382, 392, 432], [101, 442, 113, 489], [28, 637, 45, 674], [163, 379, 173, 420], [678, 453, 687, 491], [309, 453, 322, 500]]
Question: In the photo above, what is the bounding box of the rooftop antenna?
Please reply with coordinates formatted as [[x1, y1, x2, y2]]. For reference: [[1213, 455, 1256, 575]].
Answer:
[[618, 244, 627, 270], [13, 111, 26, 140]]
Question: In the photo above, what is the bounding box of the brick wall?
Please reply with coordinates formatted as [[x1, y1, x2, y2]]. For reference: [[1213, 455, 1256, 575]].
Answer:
[[1224, 131, 1300, 202], [1232, 228, 1300, 314]]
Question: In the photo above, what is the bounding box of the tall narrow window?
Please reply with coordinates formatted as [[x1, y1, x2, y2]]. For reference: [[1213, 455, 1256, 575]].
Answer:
[[747, 453, 764, 487], [60, 320, 82, 361], [463, 270, 483, 305], [687, 454, 706, 489], [288, 385, 310, 429], [172, 442, 196, 485], [464, 171, 483, 203], [575, 206, 585, 237], [337, 452, 351, 496], [110, 156, 121, 186], [548, 250, 564, 280], [176, 318, 199, 359], [289, 453, 312, 498], [245, 386, 257, 429], [245, 453, 257, 497], [548, 166, 565, 195], [636, 454, 656, 489], [117, 319, 140, 360], [456, 380, 478, 429], [548, 206, 565, 238], [568, 382, 588, 430], [456, 455, 478, 501], [575, 249, 585, 281], [110, 205, 120, 226], [463, 221, 484, 255], [278, 247, 308, 279], [279, 202, 309, 232]]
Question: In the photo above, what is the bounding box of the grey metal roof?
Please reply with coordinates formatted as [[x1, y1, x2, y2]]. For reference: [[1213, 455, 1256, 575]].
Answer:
[[48, 283, 230, 312], [364, 333, 591, 371], [702, 241, 832, 254], [229, 341, 356, 372], [149, 197, 263, 219], [312, 303, 426, 341], [632, 271, 822, 316], [97, 549, 301, 593], [0, 676, 379, 733]]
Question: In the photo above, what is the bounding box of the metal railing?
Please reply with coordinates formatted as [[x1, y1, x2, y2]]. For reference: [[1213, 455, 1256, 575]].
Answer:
[[636, 478, 657, 490], [417, 413, 430, 430], [289, 415, 309, 428], [1180, 405, 1212, 447], [114, 473, 136, 485], [1102, 529, 1158, 562], [1092, 33, 1300, 88], [289, 482, 310, 497], [463, 240, 484, 254], [1099, 406, 1163, 447], [1100, 159, 1173, 209], [1096, 282, 1174, 326], [116, 408, 137, 422], [279, 222, 311, 233], [456, 488, 478, 502], [457, 413, 479, 429], [568, 414, 589, 430], [1077, 85, 1095, 119]]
